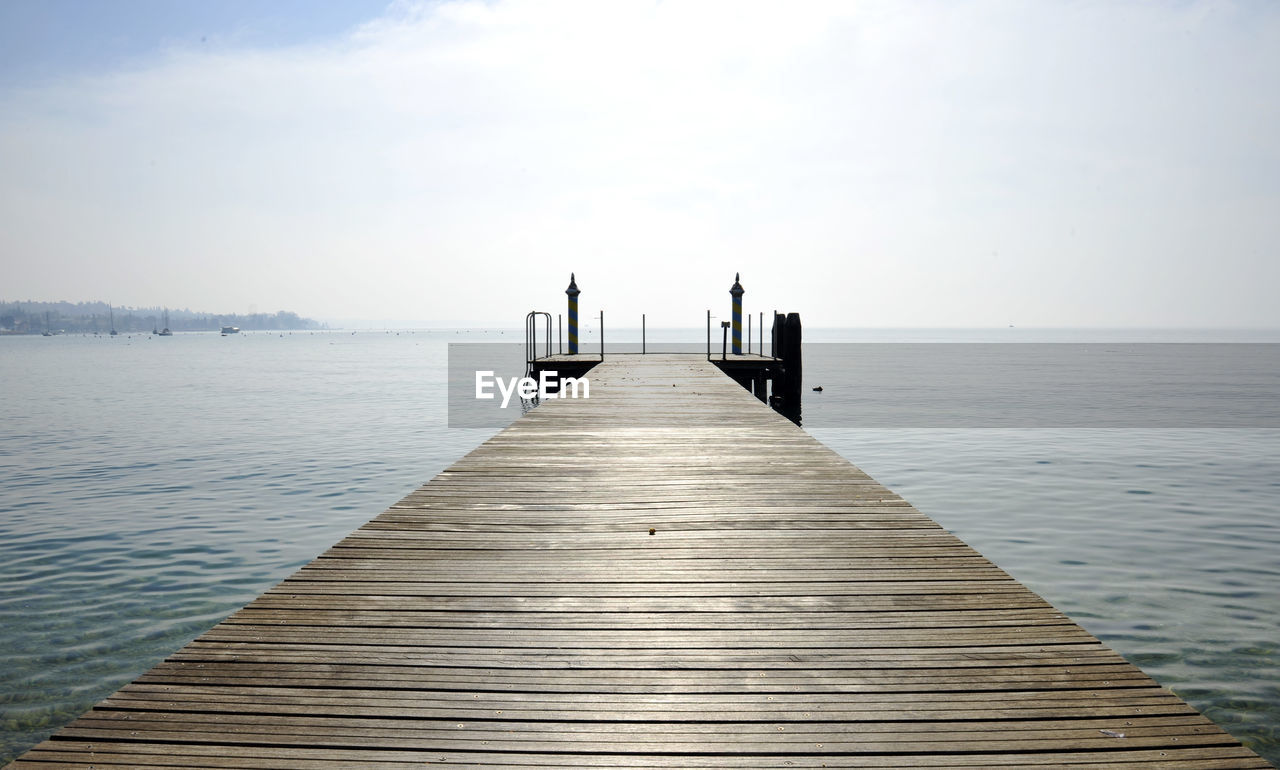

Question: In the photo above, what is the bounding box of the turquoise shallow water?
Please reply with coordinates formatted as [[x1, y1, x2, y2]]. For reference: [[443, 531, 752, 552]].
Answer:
[[1, 329, 1277, 764]]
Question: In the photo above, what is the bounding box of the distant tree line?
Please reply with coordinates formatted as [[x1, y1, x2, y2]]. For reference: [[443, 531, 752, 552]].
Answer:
[[0, 300, 326, 335]]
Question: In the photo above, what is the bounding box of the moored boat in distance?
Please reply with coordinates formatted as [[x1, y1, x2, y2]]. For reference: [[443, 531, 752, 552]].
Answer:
[[157, 309, 173, 336], [221, 326, 240, 336]]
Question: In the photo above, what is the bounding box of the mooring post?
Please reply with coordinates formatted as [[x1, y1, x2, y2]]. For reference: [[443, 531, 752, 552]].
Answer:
[[782, 312, 803, 411], [771, 311, 782, 361], [765, 311, 803, 422], [566, 274, 580, 354], [721, 320, 730, 360], [730, 273, 744, 355]]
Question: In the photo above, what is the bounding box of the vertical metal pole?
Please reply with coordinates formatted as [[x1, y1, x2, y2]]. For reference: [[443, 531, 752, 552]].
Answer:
[[748, 313, 752, 355], [600, 310, 604, 359], [760, 311, 763, 357], [642, 314, 646, 355], [706, 310, 711, 361], [730, 273, 744, 355], [566, 273, 580, 354], [558, 314, 562, 354]]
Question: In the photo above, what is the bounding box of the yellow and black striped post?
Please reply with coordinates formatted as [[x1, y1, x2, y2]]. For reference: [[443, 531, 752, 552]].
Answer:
[[730, 272, 745, 355], [566, 273, 580, 354]]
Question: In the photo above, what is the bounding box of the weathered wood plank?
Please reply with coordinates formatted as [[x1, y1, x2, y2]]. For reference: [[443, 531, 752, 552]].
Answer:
[[8, 355, 1267, 768], [12, 742, 1273, 769]]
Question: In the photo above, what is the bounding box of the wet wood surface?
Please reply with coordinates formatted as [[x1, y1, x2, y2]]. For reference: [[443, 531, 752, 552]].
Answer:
[[9, 355, 1269, 767]]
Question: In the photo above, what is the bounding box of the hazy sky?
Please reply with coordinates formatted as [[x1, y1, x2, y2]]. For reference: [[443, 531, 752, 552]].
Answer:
[[2, 0, 1277, 327]]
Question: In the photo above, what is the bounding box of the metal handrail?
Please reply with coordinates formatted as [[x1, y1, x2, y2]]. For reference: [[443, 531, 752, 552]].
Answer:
[[525, 311, 552, 371]]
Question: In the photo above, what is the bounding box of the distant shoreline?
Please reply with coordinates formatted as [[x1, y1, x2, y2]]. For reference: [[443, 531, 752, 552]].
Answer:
[[0, 300, 323, 335]]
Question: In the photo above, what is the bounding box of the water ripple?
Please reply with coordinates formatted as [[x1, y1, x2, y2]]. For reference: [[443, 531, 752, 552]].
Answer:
[[2, 334, 1277, 765], [0, 332, 488, 762], [811, 425, 1280, 763]]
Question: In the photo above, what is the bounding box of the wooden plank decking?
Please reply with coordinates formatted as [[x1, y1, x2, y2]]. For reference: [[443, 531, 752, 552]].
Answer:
[[9, 355, 1269, 768]]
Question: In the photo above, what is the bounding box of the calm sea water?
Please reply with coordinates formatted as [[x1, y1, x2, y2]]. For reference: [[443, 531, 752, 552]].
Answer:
[[1, 328, 1277, 764]]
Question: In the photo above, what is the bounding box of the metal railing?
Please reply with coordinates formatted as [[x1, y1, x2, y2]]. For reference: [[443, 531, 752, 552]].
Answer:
[[525, 311, 552, 372]]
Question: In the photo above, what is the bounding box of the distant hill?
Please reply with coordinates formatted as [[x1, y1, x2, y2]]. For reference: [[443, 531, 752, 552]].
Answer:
[[0, 300, 325, 335]]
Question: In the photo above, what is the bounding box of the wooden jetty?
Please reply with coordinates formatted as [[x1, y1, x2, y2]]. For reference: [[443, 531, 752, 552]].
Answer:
[[9, 355, 1269, 768]]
